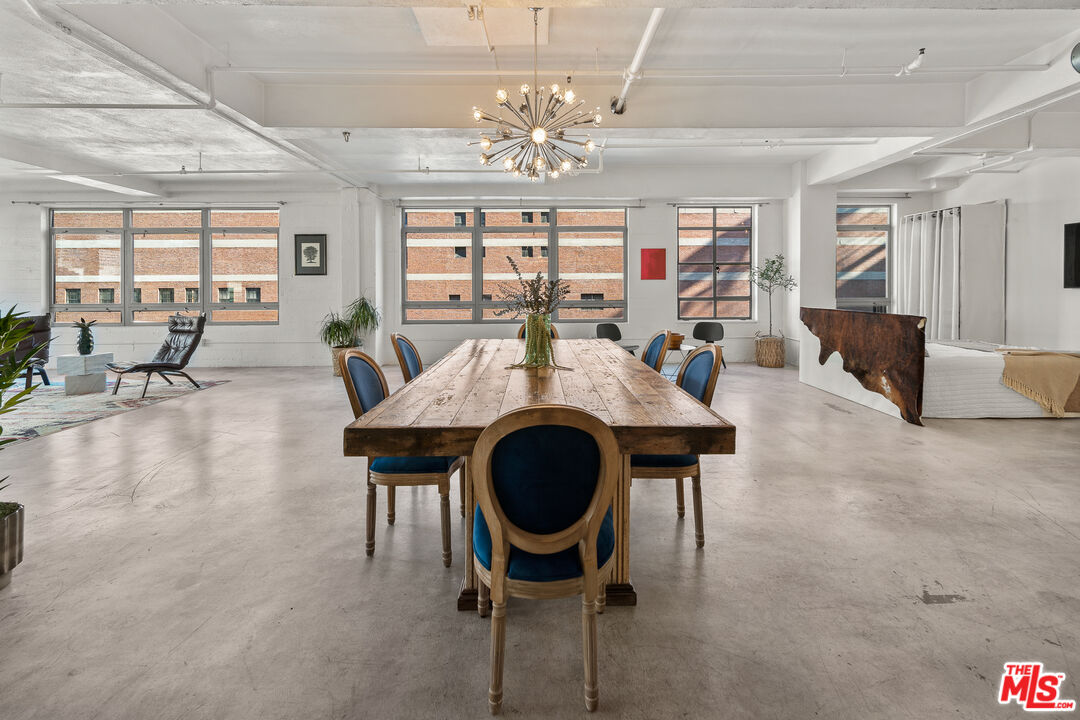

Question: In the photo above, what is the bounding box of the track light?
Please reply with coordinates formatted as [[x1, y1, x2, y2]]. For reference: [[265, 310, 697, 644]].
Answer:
[[896, 48, 926, 77]]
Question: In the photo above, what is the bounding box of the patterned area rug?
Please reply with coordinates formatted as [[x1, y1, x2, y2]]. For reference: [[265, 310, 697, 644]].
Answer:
[[2, 378, 228, 444]]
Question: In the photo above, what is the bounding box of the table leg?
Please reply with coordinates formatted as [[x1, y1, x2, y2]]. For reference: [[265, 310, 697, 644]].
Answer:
[[457, 455, 480, 611], [605, 453, 637, 606]]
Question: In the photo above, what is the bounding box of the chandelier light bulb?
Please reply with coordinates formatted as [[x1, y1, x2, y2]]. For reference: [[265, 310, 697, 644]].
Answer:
[[530, 127, 548, 144], [495, 88, 508, 104], [560, 159, 572, 172], [503, 156, 515, 171], [579, 158, 588, 168], [520, 83, 530, 96], [550, 83, 560, 96], [535, 155, 546, 169], [584, 139, 595, 153], [530, 171, 538, 182], [512, 168, 522, 177], [479, 154, 490, 165], [549, 169, 560, 179], [472, 107, 483, 122], [593, 113, 602, 126], [480, 137, 493, 151], [564, 89, 576, 103]]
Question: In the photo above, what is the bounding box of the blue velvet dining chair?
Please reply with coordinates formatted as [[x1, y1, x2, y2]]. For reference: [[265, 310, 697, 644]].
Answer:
[[390, 332, 423, 383], [630, 344, 723, 547], [391, 332, 466, 517], [338, 349, 463, 567], [641, 329, 672, 372], [471, 405, 619, 714]]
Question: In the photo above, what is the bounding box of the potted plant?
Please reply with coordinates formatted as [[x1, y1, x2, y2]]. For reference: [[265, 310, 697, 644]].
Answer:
[[73, 317, 97, 355], [0, 307, 47, 589], [495, 256, 570, 371], [749, 253, 797, 368], [319, 296, 381, 376]]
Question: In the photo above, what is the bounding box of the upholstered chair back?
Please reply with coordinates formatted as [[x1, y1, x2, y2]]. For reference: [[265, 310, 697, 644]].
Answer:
[[391, 334, 423, 383], [339, 349, 389, 419], [676, 344, 722, 406], [150, 314, 206, 368], [641, 330, 671, 372]]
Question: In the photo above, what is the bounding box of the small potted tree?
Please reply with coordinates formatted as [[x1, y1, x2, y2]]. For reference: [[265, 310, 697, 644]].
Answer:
[[319, 296, 381, 376], [0, 307, 47, 589], [749, 253, 797, 368]]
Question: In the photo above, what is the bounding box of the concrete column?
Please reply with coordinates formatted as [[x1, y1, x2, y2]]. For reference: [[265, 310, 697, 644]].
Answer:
[[785, 162, 837, 375]]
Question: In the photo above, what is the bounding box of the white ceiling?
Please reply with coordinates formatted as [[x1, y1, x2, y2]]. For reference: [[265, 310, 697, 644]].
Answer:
[[0, 1, 1078, 194]]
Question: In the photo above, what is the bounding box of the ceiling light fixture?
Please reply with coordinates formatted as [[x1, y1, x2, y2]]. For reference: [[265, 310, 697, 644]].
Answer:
[[469, 7, 601, 181]]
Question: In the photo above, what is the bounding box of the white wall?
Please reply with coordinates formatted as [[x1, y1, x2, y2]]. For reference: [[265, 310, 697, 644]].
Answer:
[[930, 157, 1080, 349], [0, 191, 354, 367]]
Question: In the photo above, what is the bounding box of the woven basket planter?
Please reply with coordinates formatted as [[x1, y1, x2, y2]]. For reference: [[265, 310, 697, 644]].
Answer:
[[755, 336, 786, 368], [0, 504, 24, 590], [330, 346, 361, 376]]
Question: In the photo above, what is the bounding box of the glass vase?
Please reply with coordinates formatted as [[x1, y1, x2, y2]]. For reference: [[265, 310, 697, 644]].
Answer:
[[521, 313, 553, 368]]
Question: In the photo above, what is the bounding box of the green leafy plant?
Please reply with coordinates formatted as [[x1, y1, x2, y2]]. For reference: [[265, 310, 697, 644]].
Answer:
[[0, 307, 48, 518], [345, 296, 381, 338], [748, 253, 798, 338], [494, 256, 571, 318], [319, 312, 357, 349], [318, 296, 381, 349], [74, 317, 97, 355]]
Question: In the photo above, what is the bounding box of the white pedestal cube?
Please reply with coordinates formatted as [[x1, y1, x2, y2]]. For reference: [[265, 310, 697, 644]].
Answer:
[[56, 353, 114, 396]]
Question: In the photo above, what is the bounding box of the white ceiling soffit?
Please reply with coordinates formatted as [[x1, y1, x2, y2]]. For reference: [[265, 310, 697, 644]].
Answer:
[[411, 7, 548, 47], [48, 0, 1080, 8]]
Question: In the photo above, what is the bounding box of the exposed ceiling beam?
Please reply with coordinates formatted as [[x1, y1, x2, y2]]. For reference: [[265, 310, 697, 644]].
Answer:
[[0, 135, 164, 196]]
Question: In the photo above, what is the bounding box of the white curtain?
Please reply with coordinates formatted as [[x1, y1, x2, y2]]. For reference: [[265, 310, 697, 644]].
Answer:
[[895, 208, 961, 340]]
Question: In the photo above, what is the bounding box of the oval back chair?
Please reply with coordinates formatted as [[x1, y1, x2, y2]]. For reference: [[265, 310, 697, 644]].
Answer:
[[472, 405, 619, 714], [630, 344, 723, 548], [641, 329, 671, 372], [516, 322, 559, 339], [390, 332, 423, 383], [338, 349, 463, 566]]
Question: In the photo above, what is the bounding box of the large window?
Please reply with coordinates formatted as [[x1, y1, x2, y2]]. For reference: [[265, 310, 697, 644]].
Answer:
[[677, 206, 754, 320], [50, 208, 279, 324], [402, 207, 627, 322], [836, 205, 890, 310]]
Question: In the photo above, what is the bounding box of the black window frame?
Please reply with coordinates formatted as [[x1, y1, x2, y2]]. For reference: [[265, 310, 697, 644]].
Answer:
[[676, 205, 755, 321]]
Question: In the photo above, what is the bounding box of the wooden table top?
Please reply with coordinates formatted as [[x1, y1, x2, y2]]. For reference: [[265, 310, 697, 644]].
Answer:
[[343, 338, 736, 458]]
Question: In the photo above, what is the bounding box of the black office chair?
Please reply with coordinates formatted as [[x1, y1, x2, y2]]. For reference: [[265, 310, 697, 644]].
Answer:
[[692, 322, 726, 368], [595, 323, 638, 355]]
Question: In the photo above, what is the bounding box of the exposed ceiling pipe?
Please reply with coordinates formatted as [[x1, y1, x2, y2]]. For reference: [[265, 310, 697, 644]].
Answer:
[[20, 0, 368, 190], [0, 102, 205, 110], [205, 64, 1049, 80], [611, 8, 665, 115]]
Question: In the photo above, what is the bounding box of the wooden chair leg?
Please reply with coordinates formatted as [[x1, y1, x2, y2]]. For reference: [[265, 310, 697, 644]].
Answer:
[[582, 593, 599, 712], [140, 372, 153, 398], [478, 579, 490, 618], [365, 474, 376, 557], [440, 489, 452, 567], [459, 469, 466, 518], [597, 582, 607, 614], [675, 477, 685, 518], [489, 600, 507, 715], [387, 486, 396, 525], [691, 472, 705, 548]]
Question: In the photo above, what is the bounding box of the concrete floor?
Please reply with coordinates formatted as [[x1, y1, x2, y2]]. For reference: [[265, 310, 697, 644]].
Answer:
[[0, 364, 1078, 719]]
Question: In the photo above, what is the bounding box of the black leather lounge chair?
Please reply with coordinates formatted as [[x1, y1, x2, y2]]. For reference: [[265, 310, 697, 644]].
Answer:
[[107, 314, 206, 398]]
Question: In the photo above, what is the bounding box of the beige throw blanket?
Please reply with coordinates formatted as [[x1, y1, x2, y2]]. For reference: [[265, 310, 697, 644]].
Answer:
[[998, 350, 1080, 417]]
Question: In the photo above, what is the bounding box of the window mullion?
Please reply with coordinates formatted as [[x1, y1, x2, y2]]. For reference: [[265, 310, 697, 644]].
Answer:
[[472, 207, 482, 322], [123, 208, 133, 325], [201, 208, 211, 320]]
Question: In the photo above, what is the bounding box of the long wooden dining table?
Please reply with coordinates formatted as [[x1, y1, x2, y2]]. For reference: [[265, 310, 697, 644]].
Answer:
[[343, 338, 736, 608]]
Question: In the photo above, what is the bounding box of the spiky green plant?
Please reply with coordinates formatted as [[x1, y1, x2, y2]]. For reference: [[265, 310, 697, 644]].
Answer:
[[319, 312, 357, 348], [73, 317, 97, 355], [0, 307, 48, 518], [345, 296, 381, 338], [748, 253, 798, 338]]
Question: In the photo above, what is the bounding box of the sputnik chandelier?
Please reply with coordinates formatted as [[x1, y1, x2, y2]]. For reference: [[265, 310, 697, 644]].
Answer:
[[470, 7, 601, 181]]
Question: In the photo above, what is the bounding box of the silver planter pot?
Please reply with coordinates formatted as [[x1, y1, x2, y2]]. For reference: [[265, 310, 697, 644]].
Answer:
[[0, 504, 24, 590]]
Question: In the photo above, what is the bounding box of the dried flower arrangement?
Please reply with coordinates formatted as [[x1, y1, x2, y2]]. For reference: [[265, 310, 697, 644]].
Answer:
[[493, 256, 571, 317]]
